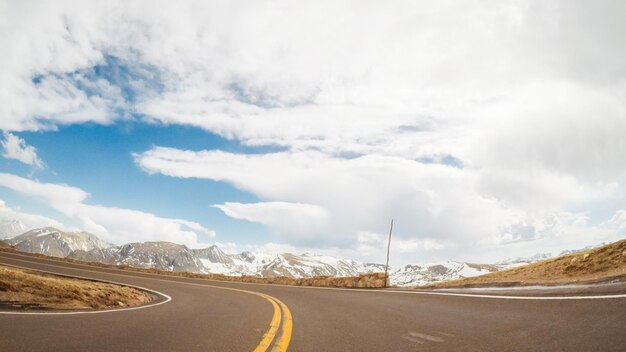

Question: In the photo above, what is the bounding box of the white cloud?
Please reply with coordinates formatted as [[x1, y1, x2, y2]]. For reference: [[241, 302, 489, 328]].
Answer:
[[0, 199, 63, 230], [473, 81, 626, 186], [247, 236, 452, 266], [136, 142, 626, 263], [136, 146, 616, 263], [213, 202, 331, 241], [2, 1, 623, 146], [2, 1, 625, 262], [0, 173, 215, 247], [1, 132, 44, 168], [606, 210, 626, 234]]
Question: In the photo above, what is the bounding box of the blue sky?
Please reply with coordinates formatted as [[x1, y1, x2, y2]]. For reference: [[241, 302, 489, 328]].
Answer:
[[2, 123, 267, 245], [1, 1, 625, 265]]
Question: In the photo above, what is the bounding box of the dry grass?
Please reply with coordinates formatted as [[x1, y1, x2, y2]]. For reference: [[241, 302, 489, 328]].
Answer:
[[105, 266, 387, 288], [0, 265, 154, 310], [0, 240, 11, 248], [0, 247, 388, 288], [427, 239, 626, 288]]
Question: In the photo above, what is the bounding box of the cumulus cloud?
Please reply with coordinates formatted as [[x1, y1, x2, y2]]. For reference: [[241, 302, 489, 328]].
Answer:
[[606, 210, 626, 234], [0, 173, 215, 247], [1, 132, 44, 168], [2, 1, 626, 262], [135, 146, 618, 263], [0, 199, 63, 230], [213, 202, 331, 241], [3, 1, 623, 148]]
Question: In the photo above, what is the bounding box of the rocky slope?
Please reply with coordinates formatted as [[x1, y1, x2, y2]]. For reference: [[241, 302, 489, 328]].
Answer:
[[3, 224, 601, 287], [387, 262, 502, 286], [68, 242, 501, 286], [7, 227, 111, 257], [70, 241, 206, 273], [429, 239, 626, 287]]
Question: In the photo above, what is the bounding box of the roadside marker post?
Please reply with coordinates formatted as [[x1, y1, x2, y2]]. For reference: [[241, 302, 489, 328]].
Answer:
[[384, 219, 393, 288]]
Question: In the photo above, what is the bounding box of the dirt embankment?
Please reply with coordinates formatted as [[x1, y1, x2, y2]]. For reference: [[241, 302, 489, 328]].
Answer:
[[0, 265, 154, 310], [427, 239, 626, 288]]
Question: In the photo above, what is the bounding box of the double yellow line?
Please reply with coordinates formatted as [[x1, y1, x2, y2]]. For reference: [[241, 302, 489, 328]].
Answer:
[[196, 284, 292, 351], [0, 253, 293, 351], [252, 292, 292, 352]]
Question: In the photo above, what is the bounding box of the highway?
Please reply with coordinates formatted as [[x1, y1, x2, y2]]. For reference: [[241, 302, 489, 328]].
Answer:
[[1, 250, 625, 352]]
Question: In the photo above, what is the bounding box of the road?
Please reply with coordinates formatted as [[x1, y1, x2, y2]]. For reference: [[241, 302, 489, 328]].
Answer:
[[1, 250, 625, 352]]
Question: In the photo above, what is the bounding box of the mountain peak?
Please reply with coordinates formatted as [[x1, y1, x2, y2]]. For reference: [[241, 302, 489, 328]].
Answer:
[[8, 225, 607, 288], [8, 226, 110, 258]]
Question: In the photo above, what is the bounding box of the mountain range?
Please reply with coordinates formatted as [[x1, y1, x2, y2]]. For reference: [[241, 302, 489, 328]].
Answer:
[[0, 220, 584, 287], [7, 227, 112, 258]]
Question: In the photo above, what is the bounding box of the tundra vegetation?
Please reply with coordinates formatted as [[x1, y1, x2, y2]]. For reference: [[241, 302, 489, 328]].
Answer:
[[0, 265, 154, 310], [427, 239, 626, 288]]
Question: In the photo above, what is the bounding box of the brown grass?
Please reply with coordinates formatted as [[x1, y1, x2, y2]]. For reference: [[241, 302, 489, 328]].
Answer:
[[0, 247, 388, 288], [0, 265, 154, 310], [426, 239, 626, 288], [0, 240, 11, 248], [91, 266, 387, 288]]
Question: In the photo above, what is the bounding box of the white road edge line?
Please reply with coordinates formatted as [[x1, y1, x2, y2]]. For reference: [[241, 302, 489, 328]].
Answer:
[[0, 263, 172, 315], [373, 289, 626, 300], [178, 276, 626, 301], [189, 276, 626, 300], [3, 252, 626, 301]]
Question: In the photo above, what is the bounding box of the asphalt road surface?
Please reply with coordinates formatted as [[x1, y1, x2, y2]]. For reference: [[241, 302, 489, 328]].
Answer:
[[1, 250, 625, 352]]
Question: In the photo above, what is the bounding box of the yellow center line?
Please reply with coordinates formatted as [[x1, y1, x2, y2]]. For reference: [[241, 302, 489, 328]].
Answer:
[[252, 293, 282, 352], [0, 254, 292, 351], [271, 297, 293, 352]]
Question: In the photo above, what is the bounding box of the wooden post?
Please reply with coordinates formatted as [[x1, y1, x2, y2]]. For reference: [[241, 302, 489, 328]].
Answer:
[[384, 219, 393, 288]]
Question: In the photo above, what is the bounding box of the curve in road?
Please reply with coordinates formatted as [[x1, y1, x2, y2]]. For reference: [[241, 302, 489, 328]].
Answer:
[[1, 250, 625, 352], [0, 252, 292, 351]]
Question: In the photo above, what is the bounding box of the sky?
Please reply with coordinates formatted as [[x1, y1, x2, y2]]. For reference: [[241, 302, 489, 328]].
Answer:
[[1, 0, 625, 265]]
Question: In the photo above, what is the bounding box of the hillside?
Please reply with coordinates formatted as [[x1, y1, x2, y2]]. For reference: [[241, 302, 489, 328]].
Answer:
[[8, 227, 111, 257], [428, 239, 626, 288], [0, 265, 153, 310], [69, 241, 206, 273]]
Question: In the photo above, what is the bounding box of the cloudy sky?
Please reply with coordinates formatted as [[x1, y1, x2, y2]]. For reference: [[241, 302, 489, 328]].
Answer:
[[1, 0, 625, 265]]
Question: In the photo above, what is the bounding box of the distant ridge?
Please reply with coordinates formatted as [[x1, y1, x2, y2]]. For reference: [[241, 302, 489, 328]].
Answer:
[[7, 227, 111, 257], [2, 224, 614, 287], [429, 239, 626, 288]]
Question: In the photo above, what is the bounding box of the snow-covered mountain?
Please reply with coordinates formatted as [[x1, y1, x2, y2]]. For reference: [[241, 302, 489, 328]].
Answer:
[[193, 246, 271, 275], [497, 253, 553, 267], [558, 243, 604, 256], [90, 245, 502, 286], [496, 244, 605, 268], [387, 262, 502, 286], [7, 227, 111, 257], [193, 245, 235, 266], [69, 241, 206, 273], [194, 247, 366, 278], [5, 226, 602, 287], [259, 253, 366, 278], [0, 219, 29, 239], [1, 227, 511, 286]]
